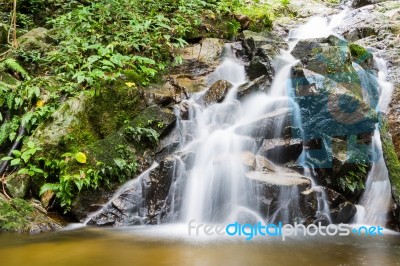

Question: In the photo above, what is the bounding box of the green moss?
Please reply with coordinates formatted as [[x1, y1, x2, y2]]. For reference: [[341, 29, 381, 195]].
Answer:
[[0, 197, 34, 232], [379, 115, 400, 205], [349, 43, 372, 63]]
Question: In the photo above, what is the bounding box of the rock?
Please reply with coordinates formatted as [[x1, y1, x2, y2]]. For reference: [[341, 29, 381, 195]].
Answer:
[[291, 36, 364, 98], [130, 105, 176, 137], [71, 185, 117, 222], [352, 0, 385, 8], [245, 55, 274, 80], [178, 38, 224, 67], [203, 80, 233, 105], [235, 107, 293, 139], [246, 170, 311, 187], [320, 187, 357, 223], [257, 138, 303, 164], [237, 75, 271, 99], [301, 187, 357, 224], [291, 67, 378, 140], [239, 30, 288, 61], [17, 27, 50, 52], [0, 197, 63, 233], [247, 168, 312, 222], [87, 156, 180, 226], [5, 172, 29, 198]]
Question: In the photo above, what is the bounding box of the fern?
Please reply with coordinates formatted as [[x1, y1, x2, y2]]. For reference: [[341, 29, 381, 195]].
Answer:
[[0, 59, 31, 81], [39, 183, 60, 196]]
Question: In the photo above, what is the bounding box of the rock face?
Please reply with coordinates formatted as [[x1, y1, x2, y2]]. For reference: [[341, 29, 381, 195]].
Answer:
[[333, 1, 400, 211], [238, 30, 288, 81], [87, 156, 179, 226], [203, 80, 233, 105]]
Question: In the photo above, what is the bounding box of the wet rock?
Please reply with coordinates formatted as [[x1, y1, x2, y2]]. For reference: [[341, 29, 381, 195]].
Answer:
[[321, 187, 357, 223], [301, 187, 357, 224], [237, 75, 271, 99], [235, 108, 293, 139], [291, 37, 365, 98], [257, 138, 303, 164], [71, 185, 118, 222], [247, 168, 312, 222], [245, 56, 274, 80], [203, 80, 233, 105]]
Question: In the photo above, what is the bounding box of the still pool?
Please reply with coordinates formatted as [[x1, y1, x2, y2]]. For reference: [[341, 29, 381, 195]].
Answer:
[[0, 225, 399, 266]]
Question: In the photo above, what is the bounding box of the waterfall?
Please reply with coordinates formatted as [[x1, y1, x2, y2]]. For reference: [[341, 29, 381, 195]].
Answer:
[[353, 57, 394, 226], [84, 7, 395, 229]]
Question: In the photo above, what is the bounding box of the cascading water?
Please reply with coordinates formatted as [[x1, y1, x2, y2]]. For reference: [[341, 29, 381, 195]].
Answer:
[[353, 57, 394, 226], [85, 6, 395, 230]]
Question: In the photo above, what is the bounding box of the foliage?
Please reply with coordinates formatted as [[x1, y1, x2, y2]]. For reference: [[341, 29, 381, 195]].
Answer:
[[124, 126, 160, 146], [216, 0, 292, 32], [39, 0, 213, 88], [340, 163, 367, 193], [0, 59, 30, 80]]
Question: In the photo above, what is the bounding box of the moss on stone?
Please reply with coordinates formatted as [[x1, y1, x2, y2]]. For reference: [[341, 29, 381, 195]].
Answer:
[[379, 115, 400, 205], [0, 196, 62, 233], [349, 43, 372, 64], [0, 197, 34, 232]]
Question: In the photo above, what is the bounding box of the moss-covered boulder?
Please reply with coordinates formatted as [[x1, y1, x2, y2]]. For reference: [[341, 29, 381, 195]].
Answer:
[[0, 196, 62, 233], [16, 27, 50, 52], [4, 172, 30, 199]]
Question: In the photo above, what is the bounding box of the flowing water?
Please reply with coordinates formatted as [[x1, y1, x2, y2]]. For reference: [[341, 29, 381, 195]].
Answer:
[[2, 5, 399, 266]]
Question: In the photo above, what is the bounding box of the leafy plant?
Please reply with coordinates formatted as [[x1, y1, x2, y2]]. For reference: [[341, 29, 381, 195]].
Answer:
[[0, 140, 43, 176], [340, 163, 367, 193], [124, 126, 160, 145]]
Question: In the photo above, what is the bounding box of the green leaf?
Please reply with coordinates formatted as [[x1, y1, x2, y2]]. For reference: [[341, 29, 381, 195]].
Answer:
[[21, 152, 31, 163], [0, 156, 13, 161], [75, 152, 87, 164], [17, 168, 30, 175], [39, 183, 60, 196], [27, 141, 35, 149], [10, 158, 21, 166], [12, 150, 21, 157]]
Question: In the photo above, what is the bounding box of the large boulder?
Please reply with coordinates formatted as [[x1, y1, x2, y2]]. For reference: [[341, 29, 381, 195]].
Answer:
[[87, 156, 180, 226], [0, 196, 63, 233]]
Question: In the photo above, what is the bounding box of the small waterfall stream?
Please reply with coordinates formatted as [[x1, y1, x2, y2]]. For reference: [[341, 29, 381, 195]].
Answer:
[[85, 6, 396, 230]]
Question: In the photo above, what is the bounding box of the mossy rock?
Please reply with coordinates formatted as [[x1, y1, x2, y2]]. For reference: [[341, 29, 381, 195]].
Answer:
[[349, 43, 373, 70], [0, 197, 62, 233], [130, 105, 176, 137], [5, 172, 30, 199], [379, 115, 400, 205]]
